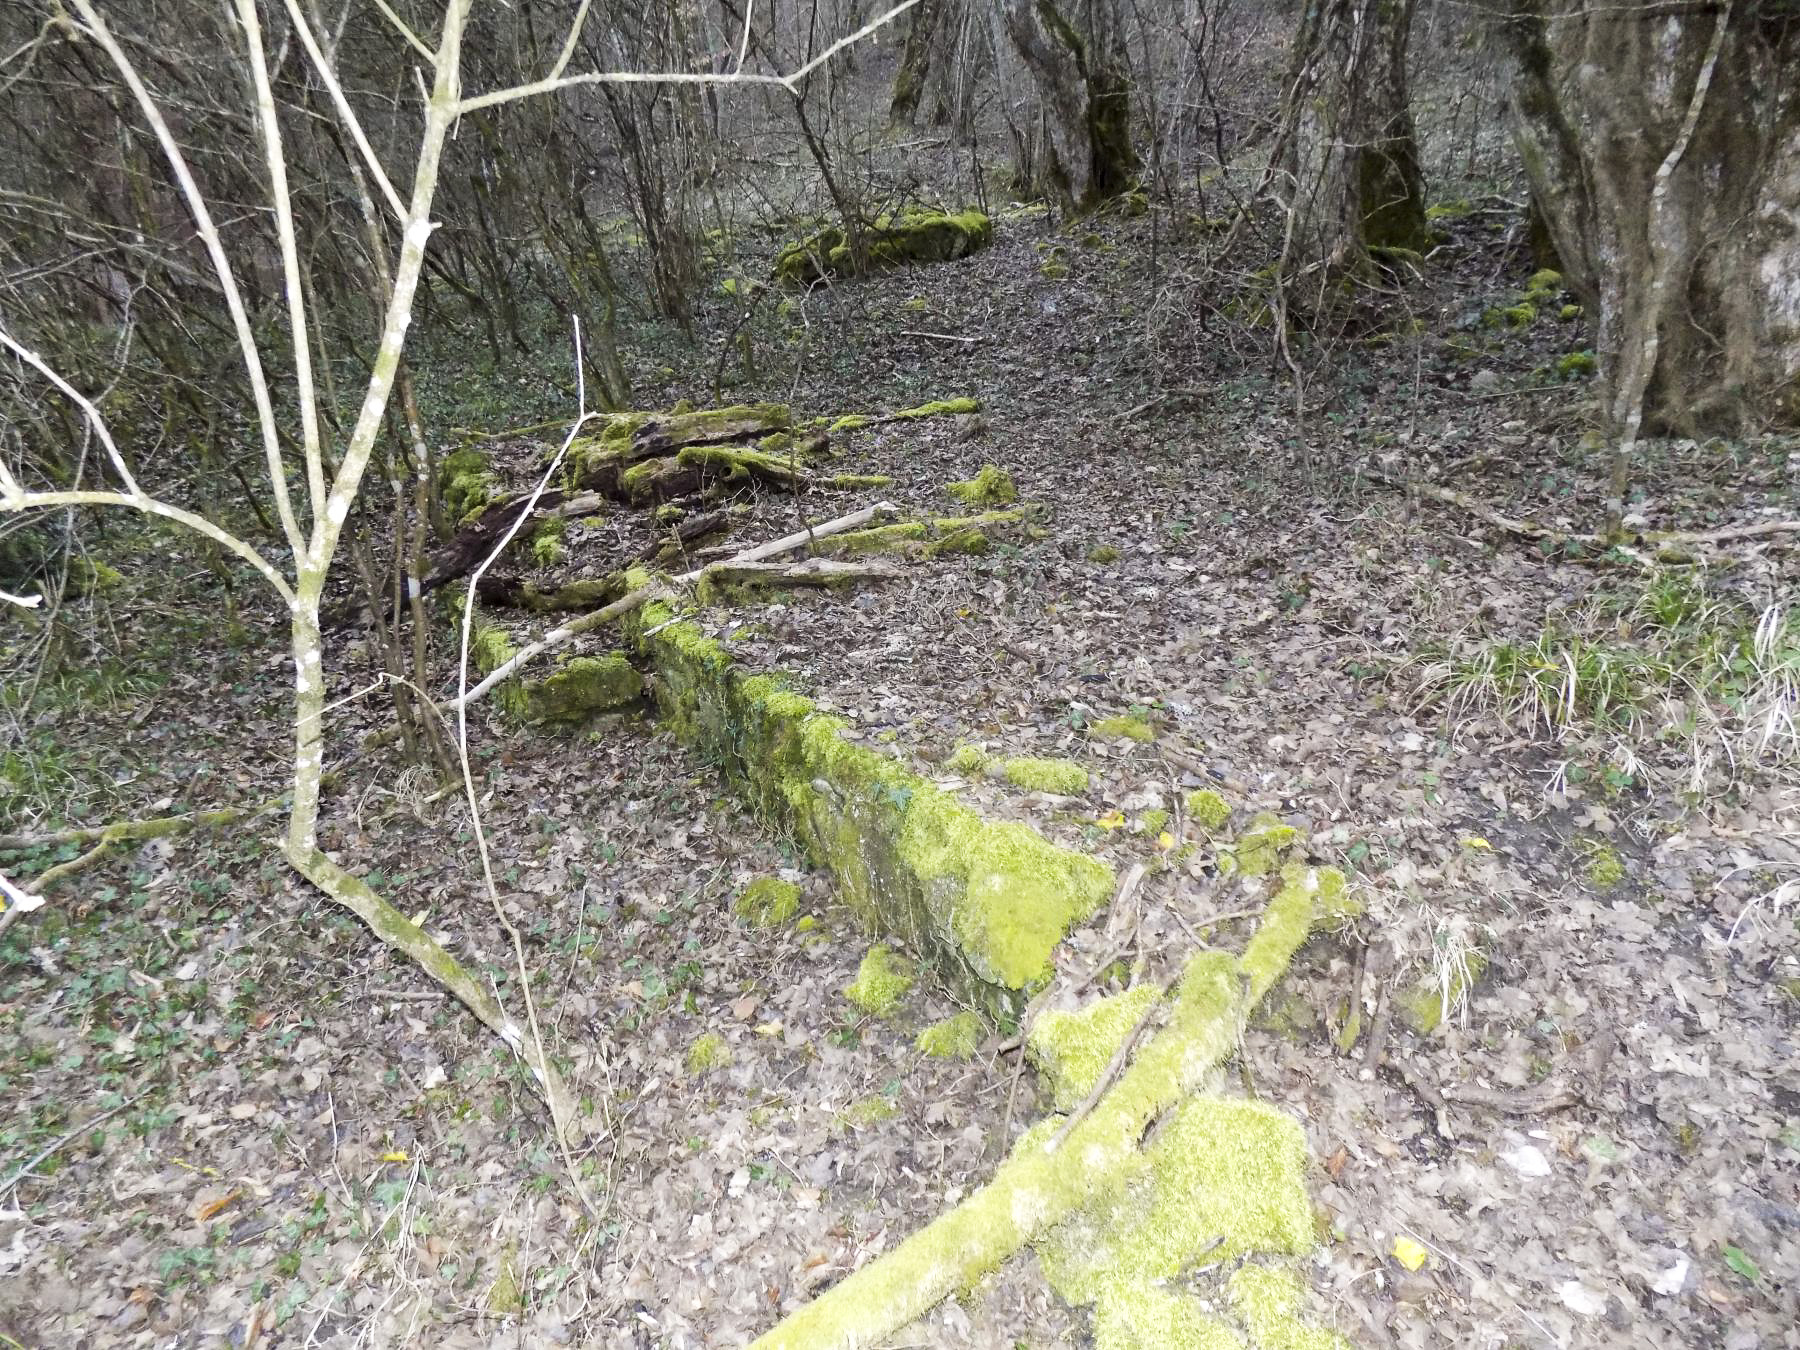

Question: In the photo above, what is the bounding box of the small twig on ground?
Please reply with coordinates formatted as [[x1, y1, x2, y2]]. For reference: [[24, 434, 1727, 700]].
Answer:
[[1, 1090, 147, 1195], [898, 330, 980, 344], [1045, 981, 1169, 1153]]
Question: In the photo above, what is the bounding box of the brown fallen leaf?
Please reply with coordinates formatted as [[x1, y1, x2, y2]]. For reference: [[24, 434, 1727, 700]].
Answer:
[[1325, 1144, 1349, 1180]]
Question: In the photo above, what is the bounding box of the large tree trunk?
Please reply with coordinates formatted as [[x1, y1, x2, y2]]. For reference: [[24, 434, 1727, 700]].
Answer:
[[992, 0, 1139, 213], [1280, 0, 1428, 265], [1501, 0, 1800, 433]]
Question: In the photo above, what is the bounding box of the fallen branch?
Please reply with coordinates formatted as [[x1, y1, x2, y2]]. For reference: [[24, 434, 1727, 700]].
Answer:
[[1364, 469, 1800, 556], [284, 845, 581, 1145], [0, 804, 259, 853], [699, 557, 898, 589]]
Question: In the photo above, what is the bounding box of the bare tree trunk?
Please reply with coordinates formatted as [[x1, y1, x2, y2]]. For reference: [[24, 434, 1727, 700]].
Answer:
[[890, 0, 943, 123], [1280, 0, 1428, 266], [1500, 0, 1800, 435], [993, 0, 1140, 213]]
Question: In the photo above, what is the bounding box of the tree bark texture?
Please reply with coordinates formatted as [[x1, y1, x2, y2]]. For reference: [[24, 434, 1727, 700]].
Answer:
[[1500, 0, 1800, 432], [993, 0, 1140, 212], [1280, 0, 1429, 265]]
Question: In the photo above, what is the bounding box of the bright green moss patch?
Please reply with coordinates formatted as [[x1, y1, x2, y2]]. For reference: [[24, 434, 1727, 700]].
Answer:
[[925, 526, 990, 557], [1228, 1264, 1350, 1350], [1092, 1283, 1244, 1350], [1091, 712, 1154, 743], [1425, 198, 1472, 221], [526, 653, 643, 722], [1231, 813, 1298, 877], [686, 1031, 731, 1073], [1525, 268, 1564, 297], [893, 397, 980, 419], [830, 473, 895, 489], [1139, 808, 1170, 837], [1029, 984, 1160, 1110], [827, 414, 871, 434], [1483, 303, 1537, 330], [468, 613, 529, 717], [734, 876, 801, 927], [1003, 756, 1089, 795], [946, 743, 993, 775], [1087, 544, 1122, 563], [1242, 866, 1342, 1005], [915, 1010, 982, 1060], [1557, 349, 1597, 379], [1042, 1097, 1317, 1305], [846, 945, 914, 1017], [442, 447, 498, 524], [1186, 789, 1231, 831], [946, 464, 1017, 507], [530, 518, 567, 568], [1584, 840, 1624, 888]]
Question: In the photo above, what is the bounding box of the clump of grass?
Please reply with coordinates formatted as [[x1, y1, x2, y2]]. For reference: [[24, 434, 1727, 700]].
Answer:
[[1414, 573, 1797, 788]]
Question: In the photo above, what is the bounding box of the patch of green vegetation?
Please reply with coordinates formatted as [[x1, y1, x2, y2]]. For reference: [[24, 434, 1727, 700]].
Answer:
[[530, 517, 567, 568], [1226, 814, 1298, 878], [1029, 984, 1160, 1110], [926, 526, 991, 558], [946, 743, 994, 776], [831, 473, 895, 489], [1087, 544, 1121, 564], [1185, 789, 1231, 832], [836, 1095, 899, 1128], [1556, 350, 1597, 379], [734, 876, 801, 927], [1003, 757, 1089, 795], [1581, 839, 1625, 889], [1483, 302, 1537, 330], [846, 945, 914, 1017], [894, 397, 980, 420], [1525, 268, 1564, 298], [1138, 808, 1170, 837], [442, 447, 498, 524], [1091, 712, 1154, 743], [1229, 1264, 1350, 1350], [1560, 303, 1583, 321], [1040, 260, 1070, 279], [685, 1031, 731, 1073], [915, 1010, 982, 1060], [946, 464, 1017, 507], [1425, 198, 1472, 221]]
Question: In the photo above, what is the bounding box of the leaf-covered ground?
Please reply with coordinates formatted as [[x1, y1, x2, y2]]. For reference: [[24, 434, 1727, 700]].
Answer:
[[4, 63, 1798, 1350]]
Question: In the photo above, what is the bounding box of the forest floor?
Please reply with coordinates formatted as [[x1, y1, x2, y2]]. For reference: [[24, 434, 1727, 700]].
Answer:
[[3, 180, 1797, 1349]]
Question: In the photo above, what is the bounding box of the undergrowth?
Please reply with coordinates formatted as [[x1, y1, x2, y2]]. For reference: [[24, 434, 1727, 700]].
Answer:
[[1413, 572, 1798, 790]]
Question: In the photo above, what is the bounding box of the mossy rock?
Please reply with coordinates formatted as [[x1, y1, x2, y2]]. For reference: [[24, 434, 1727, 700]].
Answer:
[[774, 210, 993, 285], [619, 573, 1115, 1011], [915, 1010, 982, 1060], [1087, 544, 1122, 564], [442, 446, 498, 524], [1226, 813, 1298, 878], [946, 743, 994, 776], [846, 945, 915, 1017], [1483, 303, 1537, 330], [525, 653, 643, 723], [1002, 757, 1089, 795], [1525, 268, 1564, 298], [946, 464, 1017, 507], [734, 876, 801, 927]]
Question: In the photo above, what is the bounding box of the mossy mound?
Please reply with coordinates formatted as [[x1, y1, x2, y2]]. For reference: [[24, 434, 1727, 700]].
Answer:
[[525, 653, 643, 723], [442, 447, 498, 525], [815, 510, 1026, 561], [774, 210, 993, 285], [619, 572, 1115, 1010], [1003, 757, 1089, 795], [946, 743, 994, 776], [915, 1010, 983, 1060], [686, 1031, 731, 1073], [945, 464, 1017, 507], [1556, 350, 1597, 379], [1186, 789, 1231, 832], [846, 945, 915, 1017], [1225, 813, 1298, 878], [734, 876, 801, 927]]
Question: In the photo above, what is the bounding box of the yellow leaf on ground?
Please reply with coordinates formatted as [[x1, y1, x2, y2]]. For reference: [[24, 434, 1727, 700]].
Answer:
[[1393, 1235, 1429, 1271]]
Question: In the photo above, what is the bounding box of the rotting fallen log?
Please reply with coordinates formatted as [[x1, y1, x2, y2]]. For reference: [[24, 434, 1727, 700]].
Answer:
[[748, 865, 1338, 1349]]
